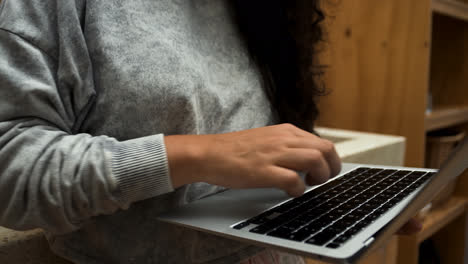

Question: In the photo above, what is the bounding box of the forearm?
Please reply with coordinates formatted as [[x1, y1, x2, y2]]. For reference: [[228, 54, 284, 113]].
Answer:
[[0, 119, 173, 234]]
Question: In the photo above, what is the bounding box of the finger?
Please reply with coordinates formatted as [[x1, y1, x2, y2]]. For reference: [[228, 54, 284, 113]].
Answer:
[[274, 149, 331, 185], [267, 166, 306, 197], [397, 218, 423, 235], [282, 136, 342, 178]]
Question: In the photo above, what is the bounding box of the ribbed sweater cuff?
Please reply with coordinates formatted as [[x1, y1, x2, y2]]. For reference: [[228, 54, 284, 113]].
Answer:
[[110, 134, 173, 205]]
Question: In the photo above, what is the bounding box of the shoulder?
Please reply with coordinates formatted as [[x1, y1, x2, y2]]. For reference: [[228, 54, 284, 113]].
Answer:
[[0, 0, 87, 58]]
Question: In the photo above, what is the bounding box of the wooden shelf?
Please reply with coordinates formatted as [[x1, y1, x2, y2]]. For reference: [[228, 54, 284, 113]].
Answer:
[[416, 197, 467, 242], [425, 106, 468, 131], [432, 0, 468, 22]]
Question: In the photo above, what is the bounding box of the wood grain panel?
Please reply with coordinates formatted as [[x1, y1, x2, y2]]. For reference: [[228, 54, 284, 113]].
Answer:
[[432, 210, 468, 264], [317, 0, 432, 166], [430, 13, 468, 109]]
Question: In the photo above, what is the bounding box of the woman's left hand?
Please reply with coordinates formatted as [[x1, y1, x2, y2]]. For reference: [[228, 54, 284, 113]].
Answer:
[[398, 218, 423, 235]]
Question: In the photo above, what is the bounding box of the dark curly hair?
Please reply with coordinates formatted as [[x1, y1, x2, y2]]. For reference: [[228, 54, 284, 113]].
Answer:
[[233, 0, 326, 133]]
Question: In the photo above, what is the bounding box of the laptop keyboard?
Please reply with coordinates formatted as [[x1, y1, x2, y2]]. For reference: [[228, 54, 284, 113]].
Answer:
[[232, 167, 435, 249]]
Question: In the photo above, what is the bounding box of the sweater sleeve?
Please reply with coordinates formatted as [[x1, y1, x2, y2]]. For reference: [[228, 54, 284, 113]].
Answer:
[[0, 29, 173, 234]]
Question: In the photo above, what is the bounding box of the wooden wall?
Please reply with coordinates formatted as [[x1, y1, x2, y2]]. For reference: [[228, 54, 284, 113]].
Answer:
[[317, 0, 432, 167]]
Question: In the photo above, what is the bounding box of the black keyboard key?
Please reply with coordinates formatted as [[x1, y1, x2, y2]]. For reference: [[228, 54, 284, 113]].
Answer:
[[267, 226, 294, 239], [347, 189, 362, 196], [333, 235, 352, 244], [276, 200, 301, 211], [348, 198, 365, 205], [322, 226, 341, 236], [373, 184, 386, 190], [337, 203, 355, 212], [355, 218, 373, 229], [342, 213, 364, 222], [320, 213, 342, 222], [343, 227, 361, 237], [250, 225, 274, 234], [366, 177, 382, 183], [318, 202, 340, 211], [352, 208, 369, 216], [326, 242, 341, 249], [366, 188, 380, 196], [355, 167, 371, 173], [295, 213, 316, 224], [306, 219, 329, 230], [364, 213, 380, 221], [395, 170, 411, 176], [353, 222, 368, 231], [395, 181, 409, 188], [353, 184, 369, 192], [360, 202, 379, 211], [328, 223, 349, 233], [301, 190, 321, 200], [315, 215, 335, 225], [405, 173, 422, 181], [321, 193, 335, 200], [377, 192, 393, 200], [333, 219, 354, 229], [380, 169, 397, 176], [334, 185, 350, 192], [360, 181, 375, 188], [298, 223, 322, 234], [367, 196, 385, 204], [233, 221, 249, 230], [252, 217, 290, 232], [413, 179, 426, 187], [339, 192, 354, 200], [411, 171, 426, 176], [306, 231, 337, 246], [368, 169, 384, 174], [288, 230, 314, 242], [358, 192, 374, 200], [384, 199, 398, 208], [249, 212, 277, 225], [328, 208, 347, 216], [308, 197, 326, 206], [375, 207, 389, 215], [281, 207, 306, 220], [382, 178, 398, 185], [313, 185, 335, 194], [423, 172, 435, 180], [305, 208, 327, 216], [283, 220, 306, 230], [353, 175, 368, 181], [395, 193, 407, 201], [382, 189, 398, 196]]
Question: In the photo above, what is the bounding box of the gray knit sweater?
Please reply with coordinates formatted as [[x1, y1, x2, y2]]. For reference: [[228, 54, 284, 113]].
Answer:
[[0, 0, 276, 263]]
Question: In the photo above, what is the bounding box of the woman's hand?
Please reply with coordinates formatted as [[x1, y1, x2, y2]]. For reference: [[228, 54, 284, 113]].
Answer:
[[398, 218, 423, 235], [165, 124, 342, 196]]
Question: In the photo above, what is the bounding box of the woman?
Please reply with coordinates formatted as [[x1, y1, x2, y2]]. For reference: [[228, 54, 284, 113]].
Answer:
[[0, 0, 418, 263]]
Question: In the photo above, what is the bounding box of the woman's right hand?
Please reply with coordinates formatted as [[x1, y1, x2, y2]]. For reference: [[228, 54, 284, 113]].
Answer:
[[165, 124, 342, 197]]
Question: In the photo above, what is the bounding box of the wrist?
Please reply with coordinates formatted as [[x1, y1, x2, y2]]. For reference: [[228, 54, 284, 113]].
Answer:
[[164, 135, 208, 188]]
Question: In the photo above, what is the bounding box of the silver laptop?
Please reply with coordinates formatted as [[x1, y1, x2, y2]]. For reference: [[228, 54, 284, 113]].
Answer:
[[158, 138, 468, 263]]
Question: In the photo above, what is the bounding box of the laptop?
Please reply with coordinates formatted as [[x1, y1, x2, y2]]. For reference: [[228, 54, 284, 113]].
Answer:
[[158, 137, 468, 263]]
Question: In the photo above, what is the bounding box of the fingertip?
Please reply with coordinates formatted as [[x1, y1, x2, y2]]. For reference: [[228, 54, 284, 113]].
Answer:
[[272, 168, 306, 197], [294, 182, 306, 197], [333, 162, 343, 178]]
